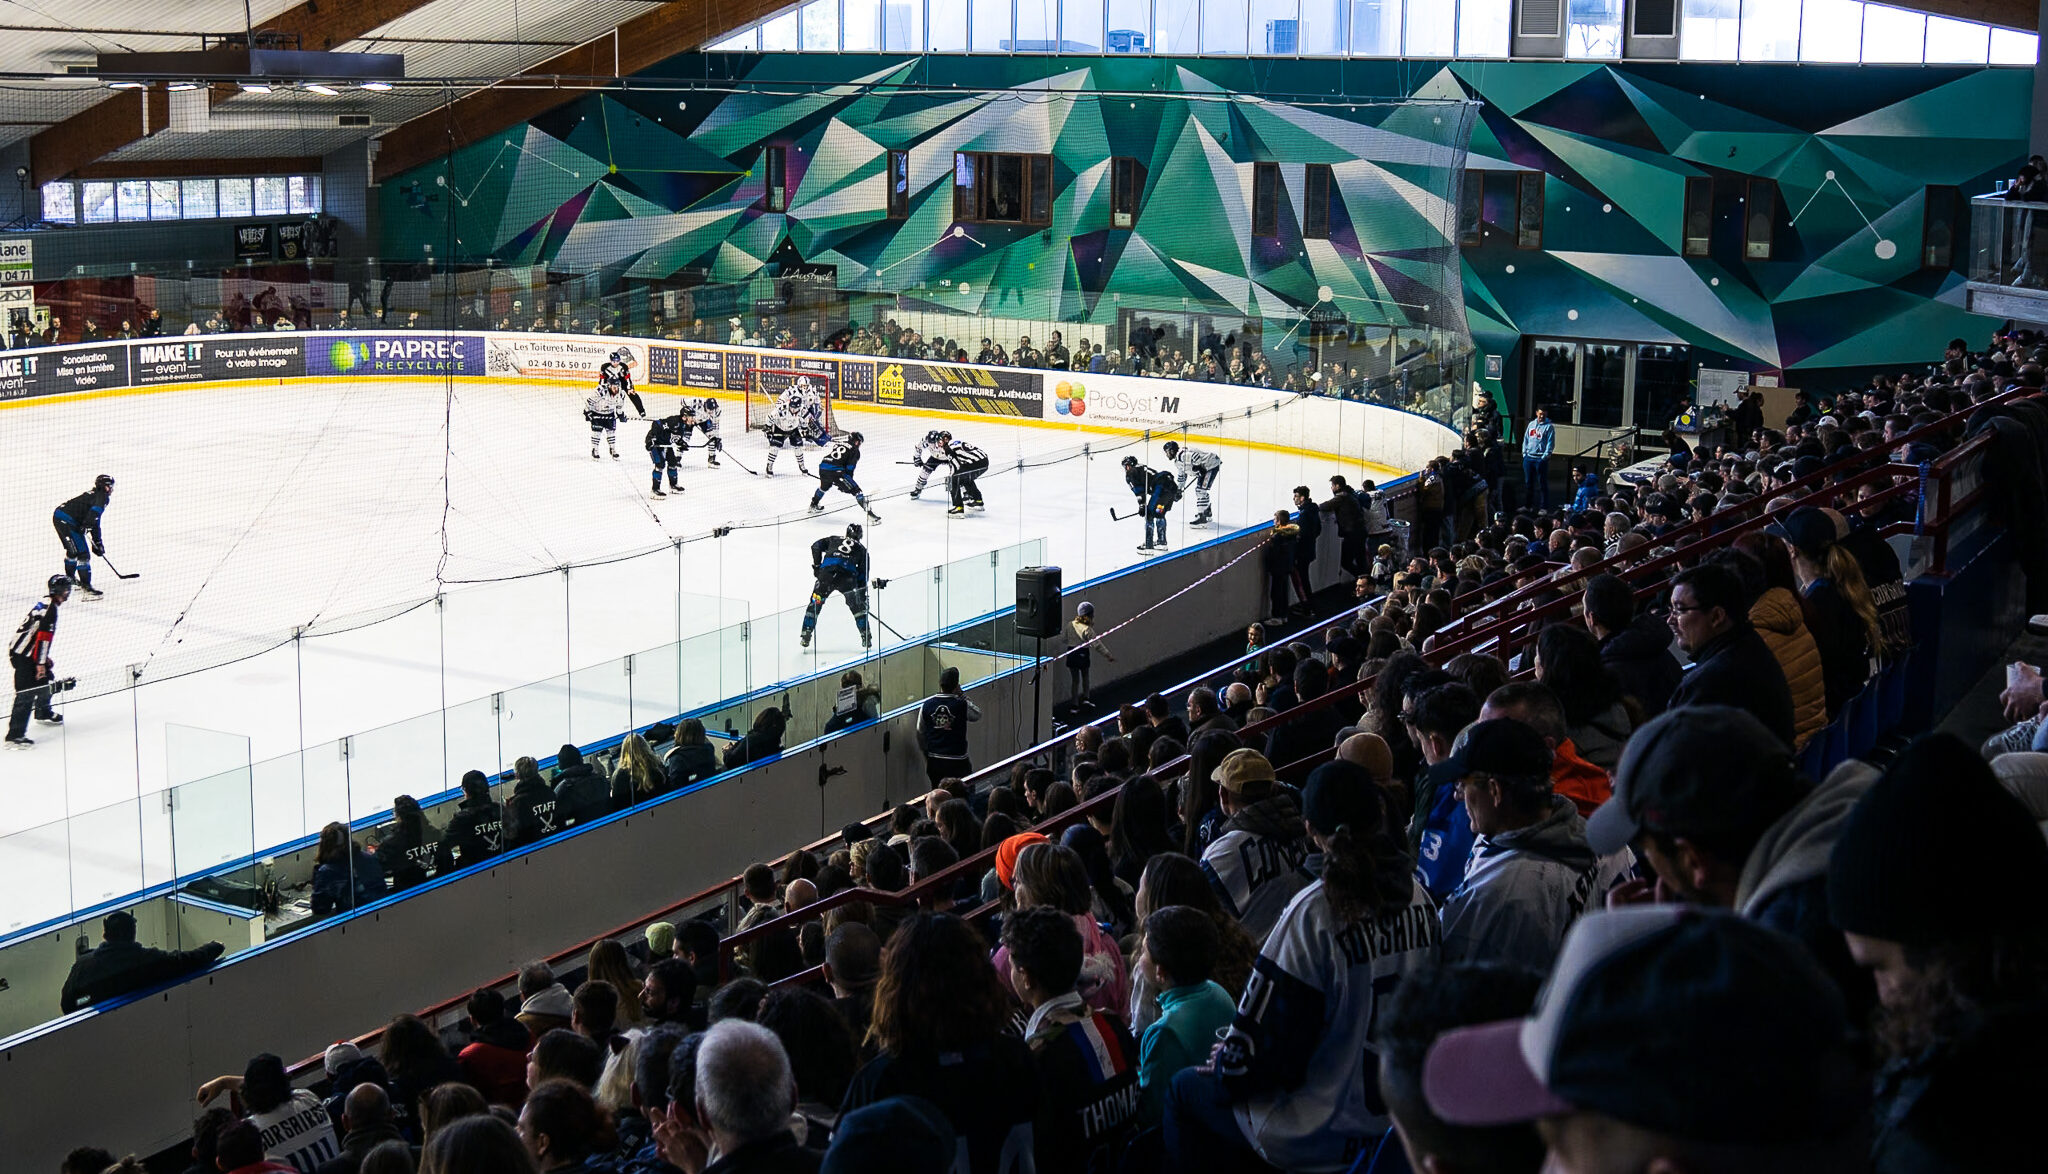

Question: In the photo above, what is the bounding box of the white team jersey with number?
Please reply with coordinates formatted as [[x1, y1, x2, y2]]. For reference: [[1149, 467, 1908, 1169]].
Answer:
[[586, 389, 626, 421], [1175, 446, 1222, 478]]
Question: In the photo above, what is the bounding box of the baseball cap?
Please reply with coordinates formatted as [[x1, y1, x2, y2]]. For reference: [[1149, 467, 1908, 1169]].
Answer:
[[1762, 506, 1836, 558], [1587, 706, 1799, 856], [1302, 761, 1380, 835], [1214, 748, 1276, 794], [323, 1042, 363, 1077], [1441, 719, 1552, 782], [1422, 907, 1867, 1145]]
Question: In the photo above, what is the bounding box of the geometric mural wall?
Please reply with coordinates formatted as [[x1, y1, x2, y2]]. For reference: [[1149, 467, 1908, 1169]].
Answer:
[[381, 54, 2029, 394]]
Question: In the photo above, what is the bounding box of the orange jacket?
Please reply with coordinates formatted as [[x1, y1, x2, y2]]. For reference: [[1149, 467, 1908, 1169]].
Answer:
[[1552, 738, 1612, 818]]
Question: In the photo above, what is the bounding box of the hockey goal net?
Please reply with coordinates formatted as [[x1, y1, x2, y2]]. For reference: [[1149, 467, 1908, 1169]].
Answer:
[[743, 366, 838, 432]]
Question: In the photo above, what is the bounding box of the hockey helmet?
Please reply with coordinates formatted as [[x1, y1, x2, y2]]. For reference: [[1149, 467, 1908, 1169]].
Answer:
[[937, 430, 953, 443], [846, 523, 864, 541], [47, 574, 71, 594], [1162, 441, 1180, 459], [1121, 455, 1139, 468], [95, 474, 115, 492], [848, 431, 864, 444]]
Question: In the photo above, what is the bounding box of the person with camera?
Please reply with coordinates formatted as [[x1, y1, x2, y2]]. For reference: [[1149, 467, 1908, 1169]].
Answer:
[[8, 574, 72, 747]]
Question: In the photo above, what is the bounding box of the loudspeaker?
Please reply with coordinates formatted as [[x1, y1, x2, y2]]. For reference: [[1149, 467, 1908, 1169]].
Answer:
[[1015, 565, 1063, 639]]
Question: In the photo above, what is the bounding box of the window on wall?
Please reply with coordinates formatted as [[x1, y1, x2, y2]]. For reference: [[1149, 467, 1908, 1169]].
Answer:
[[1567, 0, 1624, 58], [1296, 0, 1340, 53], [219, 178, 254, 217], [82, 182, 114, 223], [1862, 5, 1926, 63], [1107, 0, 1151, 51], [1801, 0, 1861, 62], [1682, 176, 1713, 257], [1923, 185, 1959, 270], [1516, 172, 1544, 250], [181, 178, 216, 219], [954, 152, 1052, 224], [1064, 0, 1105, 50], [1205, 0, 1250, 53], [1459, 0, 1512, 56], [801, 0, 838, 49], [116, 180, 149, 221], [765, 146, 789, 212], [40, 181, 76, 223], [1991, 28, 2039, 65], [1737, 0, 1798, 60], [1680, 0, 1739, 59], [845, 0, 880, 50], [1925, 16, 1990, 63], [1304, 163, 1333, 239], [1459, 169, 1483, 247], [254, 176, 288, 215], [1252, 162, 1281, 238], [887, 149, 911, 219], [882, 0, 921, 49], [1111, 156, 1145, 228], [1250, 0, 1297, 53], [1017, 0, 1053, 50], [1351, 0, 1401, 55], [1406, 0, 1457, 56], [761, 11, 798, 50], [149, 180, 180, 220], [40, 173, 319, 225], [930, 0, 967, 49], [1744, 178, 1777, 260], [973, 0, 1010, 50]]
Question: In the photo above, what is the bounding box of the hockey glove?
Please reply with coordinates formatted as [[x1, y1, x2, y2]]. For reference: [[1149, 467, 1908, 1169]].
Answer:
[[91, 539, 105, 556]]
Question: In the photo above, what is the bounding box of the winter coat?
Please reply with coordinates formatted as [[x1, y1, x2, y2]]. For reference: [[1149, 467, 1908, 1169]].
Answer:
[[1870, 1004, 2048, 1174], [1563, 701, 1633, 774], [1668, 622, 1798, 750], [1319, 488, 1366, 535], [1550, 738, 1613, 818], [503, 777, 561, 848], [1734, 758, 1879, 1022], [59, 937, 224, 1013], [1598, 617, 1683, 717], [1800, 578, 1871, 717], [1202, 790, 1312, 944], [552, 762, 609, 829], [1749, 588, 1828, 751], [1263, 704, 1349, 783], [664, 741, 719, 789], [311, 845, 385, 917], [1440, 795, 1608, 974], [457, 1017, 534, 1106]]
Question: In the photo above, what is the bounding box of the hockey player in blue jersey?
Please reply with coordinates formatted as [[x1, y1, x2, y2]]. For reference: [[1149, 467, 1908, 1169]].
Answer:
[[645, 413, 685, 497], [51, 475, 113, 598], [800, 523, 873, 650], [808, 432, 881, 524], [1123, 454, 1179, 552]]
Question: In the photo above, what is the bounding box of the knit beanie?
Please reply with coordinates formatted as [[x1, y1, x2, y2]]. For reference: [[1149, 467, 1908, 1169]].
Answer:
[[645, 921, 676, 958], [1827, 734, 2048, 946], [994, 832, 1049, 891]]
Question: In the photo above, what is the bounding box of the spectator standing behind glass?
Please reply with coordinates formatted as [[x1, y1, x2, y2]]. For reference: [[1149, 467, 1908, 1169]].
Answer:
[[1061, 601, 1113, 710], [59, 908, 223, 1013], [915, 666, 979, 786], [1163, 761, 1441, 1174], [839, 913, 1040, 1174]]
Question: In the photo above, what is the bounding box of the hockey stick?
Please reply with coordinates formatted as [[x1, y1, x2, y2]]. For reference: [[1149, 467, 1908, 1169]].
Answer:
[[717, 446, 761, 476], [1108, 507, 1145, 521], [100, 555, 141, 580]]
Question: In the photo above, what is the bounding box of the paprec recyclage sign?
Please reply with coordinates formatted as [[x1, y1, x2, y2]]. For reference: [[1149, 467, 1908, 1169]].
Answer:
[[307, 333, 484, 377]]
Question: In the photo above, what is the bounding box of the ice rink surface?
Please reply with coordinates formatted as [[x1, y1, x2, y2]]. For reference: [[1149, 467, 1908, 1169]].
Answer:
[[0, 373, 1402, 928]]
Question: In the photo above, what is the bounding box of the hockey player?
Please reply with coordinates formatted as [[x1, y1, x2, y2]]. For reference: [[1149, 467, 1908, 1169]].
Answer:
[[808, 432, 881, 524], [8, 574, 69, 747], [1162, 440, 1222, 527], [908, 430, 951, 500], [600, 348, 647, 418], [644, 412, 685, 497], [763, 382, 828, 476], [943, 435, 989, 516], [585, 380, 629, 460], [52, 475, 113, 598], [800, 523, 873, 650], [677, 397, 723, 467], [1123, 454, 1179, 552]]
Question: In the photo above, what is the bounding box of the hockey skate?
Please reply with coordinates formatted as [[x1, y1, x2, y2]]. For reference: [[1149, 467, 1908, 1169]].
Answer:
[[908, 489, 921, 500], [799, 629, 813, 648], [592, 450, 601, 461], [707, 454, 721, 467], [807, 503, 825, 515], [652, 486, 667, 498], [611, 449, 621, 460], [947, 506, 966, 516], [861, 632, 873, 650], [77, 584, 104, 599], [1190, 511, 1212, 528], [5, 734, 32, 748], [865, 510, 882, 525], [35, 713, 63, 726], [970, 499, 986, 510]]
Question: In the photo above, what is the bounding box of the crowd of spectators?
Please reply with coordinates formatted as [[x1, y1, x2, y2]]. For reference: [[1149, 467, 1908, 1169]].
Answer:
[[55, 327, 2048, 1174]]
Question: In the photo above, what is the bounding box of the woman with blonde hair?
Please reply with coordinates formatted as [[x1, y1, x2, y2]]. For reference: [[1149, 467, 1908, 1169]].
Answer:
[[1768, 507, 1882, 716], [609, 733, 663, 811], [585, 938, 644, 1026]]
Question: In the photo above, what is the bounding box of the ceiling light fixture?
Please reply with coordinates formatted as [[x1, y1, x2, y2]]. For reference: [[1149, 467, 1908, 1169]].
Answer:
[[168, 81, 202, 91], [359, 81, 392, 92], [240, 81, 273, 93], [106, 80, 145, 89], [304, 83, 339, 95]]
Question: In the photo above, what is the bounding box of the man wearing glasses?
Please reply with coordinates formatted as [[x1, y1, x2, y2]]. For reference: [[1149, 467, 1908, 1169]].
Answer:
[[1665, 562, 1796, 747]]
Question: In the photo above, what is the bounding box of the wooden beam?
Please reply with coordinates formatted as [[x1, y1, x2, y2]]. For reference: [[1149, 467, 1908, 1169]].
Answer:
[[29, 0, 441, 186], [1914, 0, 2036, 30], [372, 0, 791, 183]]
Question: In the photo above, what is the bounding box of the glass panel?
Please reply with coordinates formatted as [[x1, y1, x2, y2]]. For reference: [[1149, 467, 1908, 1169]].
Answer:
[[710, 28, 758, 50], [973, 0, 1011, 49], [1017, 0, 1054, 49], [845, 0, 881, 48], [1634, 344, 1691, 432], [1579, 343, 1626, 428], [117, 180, 150, 221], [1063, 0, 1103, 49], [1107, 0, 1150, 51], [1990, 28, 2037, 66], [932, 0, 968, 49], [181, 178, 217, 219], [170, 764, 255, 879], [82, 180, 115, 223], [1156, 0, 1199, 52], [1350, 0, 1401, 55], [1566, 0, 1622, 58], [1861, 4, 1924, 62], [1404, 0, 1454, 55], [568, 657, 633, 754], [499, 673, 571, 777], [1680, 0, 1739, 59], [69, 800, 147, 920], [1458, 0, 1510, 57], [1529, 341, 1578, 417], [289, 175, 320, 214], [0, 818, 72, 935], [881, 0, 921, 48], [1923, 15, 1988, 63], [1250, 0, 1297, 53], [762, 11, 800, 50], [254, 176, 288, 215], [344, 712, 444, 832], [1801, 0, 1862, 62], [1203, 0, 1248, 52], [41, 180, 75, 223], [149, 180, 180, 219], [219, 177, 254, 216], [1298, 0, 1341, 54], [1738, 0, 1800, 60], [801, 0, 840, 49]]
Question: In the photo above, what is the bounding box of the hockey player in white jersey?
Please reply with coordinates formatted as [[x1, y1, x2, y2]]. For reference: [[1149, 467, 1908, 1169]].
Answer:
[[1163, 439, 1222, 527], [585, 383, 630, 459], [677, 397, 723, 467], [763, 380, 828, 476], [907, 430, 950, 500]]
